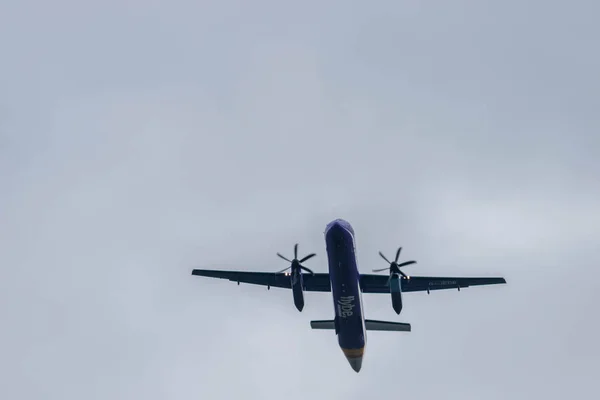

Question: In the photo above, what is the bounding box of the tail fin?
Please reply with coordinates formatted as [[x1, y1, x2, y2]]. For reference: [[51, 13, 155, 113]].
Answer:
[[310, 319, 411, 332]]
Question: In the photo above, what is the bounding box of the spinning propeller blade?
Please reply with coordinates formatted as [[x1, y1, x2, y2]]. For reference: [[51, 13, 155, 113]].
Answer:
[[300, 266, 314, 274], [299, 253, 316, 263], [277, 253, 292, 263], [372, 267, 389, 272], [378, 251, 391, 264], [373, 246, 417, 284], [276, 244, 316, 275]]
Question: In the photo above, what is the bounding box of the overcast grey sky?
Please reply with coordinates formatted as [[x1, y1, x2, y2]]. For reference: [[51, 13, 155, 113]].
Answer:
[[1, 1, 599, 399]]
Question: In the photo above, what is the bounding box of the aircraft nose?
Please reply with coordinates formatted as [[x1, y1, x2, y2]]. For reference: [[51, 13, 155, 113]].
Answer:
[[325, 220, 343, 234], [325, 219, 354, 236], [346, 356, 363, 373]]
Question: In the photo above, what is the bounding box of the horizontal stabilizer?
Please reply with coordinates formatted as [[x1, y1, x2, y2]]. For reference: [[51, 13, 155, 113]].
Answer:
[[310, 320, 336, 330], [310, 319, 411, 332], [365, 319, 411, 332]]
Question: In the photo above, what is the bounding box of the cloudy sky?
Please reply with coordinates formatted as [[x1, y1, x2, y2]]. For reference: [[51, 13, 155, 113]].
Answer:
[[1, 1, 599, 399]]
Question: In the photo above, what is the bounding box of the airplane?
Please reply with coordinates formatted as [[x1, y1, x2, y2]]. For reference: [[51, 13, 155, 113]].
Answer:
[[191, 218, 506, 372]]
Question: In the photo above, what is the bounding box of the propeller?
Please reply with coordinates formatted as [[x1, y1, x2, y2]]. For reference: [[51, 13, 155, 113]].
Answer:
[[373, 247, 416, 285], [276, 243, 316, 275]]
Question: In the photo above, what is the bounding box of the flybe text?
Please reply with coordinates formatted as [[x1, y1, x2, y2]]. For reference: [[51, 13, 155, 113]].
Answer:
[[337, 296, 355, 318]]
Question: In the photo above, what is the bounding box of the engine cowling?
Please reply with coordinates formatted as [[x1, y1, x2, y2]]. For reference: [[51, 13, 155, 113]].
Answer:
[[291, 268, 305, 311], [389, 274, 403, 314], [373, 247, 415, 315], [274, 243, 315, 312]]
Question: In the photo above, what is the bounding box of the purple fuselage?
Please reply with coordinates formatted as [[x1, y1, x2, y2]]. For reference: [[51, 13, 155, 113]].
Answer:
[[324, 219, 366, 372]]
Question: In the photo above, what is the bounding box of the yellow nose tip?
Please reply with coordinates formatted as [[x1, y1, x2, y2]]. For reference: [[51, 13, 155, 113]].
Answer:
[[341, 347, 364, 357]]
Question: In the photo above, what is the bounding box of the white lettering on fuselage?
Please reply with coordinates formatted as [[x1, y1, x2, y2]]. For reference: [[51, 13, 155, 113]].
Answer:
[[337, 296, 355, 318]]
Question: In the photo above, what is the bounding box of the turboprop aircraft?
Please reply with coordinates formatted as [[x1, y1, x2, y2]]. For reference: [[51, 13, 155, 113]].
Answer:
[[191, 218, 506, 372]]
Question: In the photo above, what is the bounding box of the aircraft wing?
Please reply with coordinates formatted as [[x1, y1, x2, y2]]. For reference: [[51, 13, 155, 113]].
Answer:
[[359, 275, 506, 293], [192, 269, 505, 293], [191, 269, 332, 291]]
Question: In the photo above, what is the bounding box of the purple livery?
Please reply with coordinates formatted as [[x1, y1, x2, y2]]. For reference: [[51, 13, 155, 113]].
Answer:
[[323, 218, 366, 371], [192, 218, 507, 372]]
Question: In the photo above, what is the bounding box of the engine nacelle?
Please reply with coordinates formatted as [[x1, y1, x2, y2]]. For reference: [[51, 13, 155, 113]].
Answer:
[[389, 274, 403, 315], [291, 269, 305, 311]]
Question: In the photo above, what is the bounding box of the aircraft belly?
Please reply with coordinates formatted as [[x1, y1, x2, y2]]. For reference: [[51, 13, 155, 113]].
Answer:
[[325, 223, 365, 351]]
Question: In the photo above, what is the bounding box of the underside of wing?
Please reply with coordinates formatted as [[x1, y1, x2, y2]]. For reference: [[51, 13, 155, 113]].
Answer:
[[360, 274, 506, 293], [191, 269, 332, 292]]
